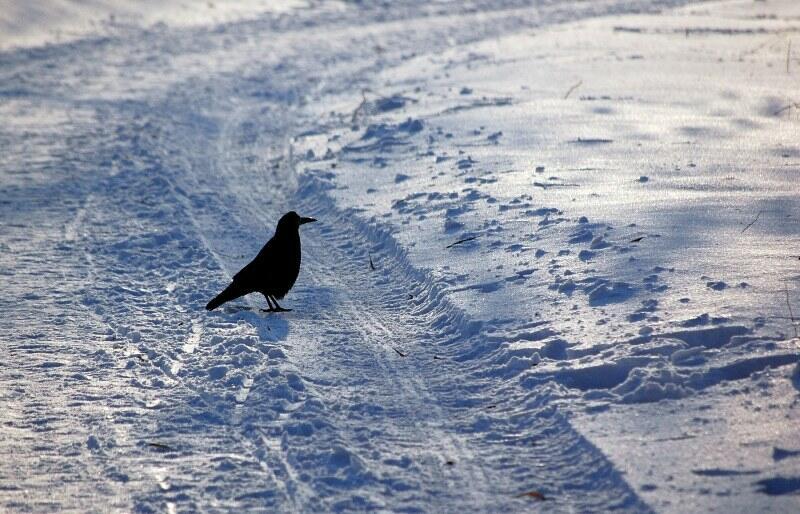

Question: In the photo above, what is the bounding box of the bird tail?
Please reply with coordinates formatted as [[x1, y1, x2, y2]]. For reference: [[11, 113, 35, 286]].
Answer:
[[206, 283, 244, 311]]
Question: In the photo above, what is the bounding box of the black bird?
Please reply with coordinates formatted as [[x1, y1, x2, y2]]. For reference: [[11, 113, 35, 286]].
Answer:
[[206, 211, 316, 312]]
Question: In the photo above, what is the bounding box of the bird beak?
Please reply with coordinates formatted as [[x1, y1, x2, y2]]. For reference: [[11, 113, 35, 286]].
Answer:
[[299, 217, 317, 225]]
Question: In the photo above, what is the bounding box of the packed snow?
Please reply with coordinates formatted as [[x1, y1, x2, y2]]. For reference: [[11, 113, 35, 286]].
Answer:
[[1, 0, 799, 512]]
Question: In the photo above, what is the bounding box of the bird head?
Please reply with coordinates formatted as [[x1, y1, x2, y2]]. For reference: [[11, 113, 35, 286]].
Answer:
[[277, 211, 317, 232]]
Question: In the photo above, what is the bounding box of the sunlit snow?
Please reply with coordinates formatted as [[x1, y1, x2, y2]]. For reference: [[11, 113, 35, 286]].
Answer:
[[1, 0, 799, 512]]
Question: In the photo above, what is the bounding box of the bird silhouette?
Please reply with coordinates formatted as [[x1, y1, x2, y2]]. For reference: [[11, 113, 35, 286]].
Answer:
[[206, 211, 316, 312]]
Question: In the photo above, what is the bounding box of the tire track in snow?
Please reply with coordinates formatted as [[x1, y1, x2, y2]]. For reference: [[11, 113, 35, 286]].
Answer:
[[195, 105, 333, 512], [290, 173, 653, 512], [39, 106, 299, 511], [0, 103, 186, 510], [170, 97, 650, 510], [157, 99, 499, 509], [299, 221, 497, 509], [293, 189, 501, 506], [0, 163, 150, 510], [133, 102, 318, 512]]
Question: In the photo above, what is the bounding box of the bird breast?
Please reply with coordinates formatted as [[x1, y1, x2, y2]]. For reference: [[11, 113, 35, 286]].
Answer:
[[266, 234, 301, 297]]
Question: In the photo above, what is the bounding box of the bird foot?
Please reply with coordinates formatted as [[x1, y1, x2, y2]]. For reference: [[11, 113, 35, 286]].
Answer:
[[260, 307, 292, 313]]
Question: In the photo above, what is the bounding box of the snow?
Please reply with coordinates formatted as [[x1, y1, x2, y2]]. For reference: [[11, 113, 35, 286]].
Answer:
[[0, 0, 306, 51], [2, 0, 799, 512]]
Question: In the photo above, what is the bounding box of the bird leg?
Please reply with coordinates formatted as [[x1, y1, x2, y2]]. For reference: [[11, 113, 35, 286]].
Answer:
[[269, 295, 292, 312], [261, 295, 276, 312]]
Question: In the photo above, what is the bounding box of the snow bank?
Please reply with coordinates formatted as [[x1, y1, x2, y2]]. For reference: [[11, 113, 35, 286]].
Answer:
[[0, 0, 306, 51]]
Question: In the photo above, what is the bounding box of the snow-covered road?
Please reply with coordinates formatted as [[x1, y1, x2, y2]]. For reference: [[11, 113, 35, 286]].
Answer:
[[2, 0, 799, 512]]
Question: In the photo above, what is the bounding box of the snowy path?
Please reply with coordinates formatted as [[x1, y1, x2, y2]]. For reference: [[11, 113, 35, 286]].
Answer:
[[2, 0, 798, 512], [137, 89, 645, 510], [1, 2, 675, 511]]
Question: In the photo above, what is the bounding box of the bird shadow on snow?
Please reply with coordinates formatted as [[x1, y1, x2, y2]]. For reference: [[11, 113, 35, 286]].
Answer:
[[220, 304, 291, 341], [217, 285, 337, 342]]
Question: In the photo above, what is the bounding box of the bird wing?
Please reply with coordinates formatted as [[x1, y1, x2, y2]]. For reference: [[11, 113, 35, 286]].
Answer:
[[232, 237, 276, 284]]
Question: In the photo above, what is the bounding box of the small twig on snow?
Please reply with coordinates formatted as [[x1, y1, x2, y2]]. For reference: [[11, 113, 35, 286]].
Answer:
[[786, 281, 798, 339], [741, 209, 763, 233], [369, 253, 376, 270], [517, 490, 547, 501], [393, 347, 407, 357], [446, 236, 477, 249], [563, 80, 583, 99], [351, 89, 371, 124], [773, 102, 800, 116], [147, 442, 173, 451]]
